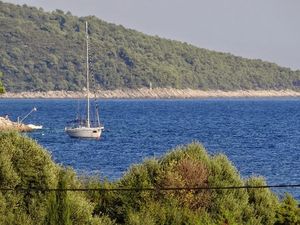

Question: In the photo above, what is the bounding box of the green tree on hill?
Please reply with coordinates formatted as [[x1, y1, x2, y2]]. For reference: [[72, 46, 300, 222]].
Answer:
[[0, 1, 300, 92], [0, 71, 5, 93]]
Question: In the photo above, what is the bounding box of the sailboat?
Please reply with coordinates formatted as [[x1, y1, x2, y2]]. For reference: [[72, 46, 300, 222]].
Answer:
[[65, 21, 104, 139]]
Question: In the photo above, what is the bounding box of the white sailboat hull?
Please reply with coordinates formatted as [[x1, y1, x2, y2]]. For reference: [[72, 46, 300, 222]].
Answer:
[[65, 22, 104, 140], [27, 124, 43, 130], [65, 126, 103, 139]]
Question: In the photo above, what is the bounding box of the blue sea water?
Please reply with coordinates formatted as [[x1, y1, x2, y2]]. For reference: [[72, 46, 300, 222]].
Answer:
[[0, 98, 299, 199]]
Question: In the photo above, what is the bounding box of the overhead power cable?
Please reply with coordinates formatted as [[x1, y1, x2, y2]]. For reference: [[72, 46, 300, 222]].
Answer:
[[0, 184, 299, 192]]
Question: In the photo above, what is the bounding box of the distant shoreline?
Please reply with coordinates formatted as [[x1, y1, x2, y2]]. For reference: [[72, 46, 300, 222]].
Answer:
[[1, 88, 300, 99]]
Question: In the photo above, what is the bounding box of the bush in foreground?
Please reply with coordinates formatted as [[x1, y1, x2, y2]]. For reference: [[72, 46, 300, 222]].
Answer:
[[0, 132, 299, 224], [0, 132, 114, 225], [90, 143, 282, 224]]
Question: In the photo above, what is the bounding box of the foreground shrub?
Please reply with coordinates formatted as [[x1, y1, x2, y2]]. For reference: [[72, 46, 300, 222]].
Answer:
[[0, 132, 113, 225], [0, 133, 299, 224], [275, 194, 300, 225], [0, 132, 58, 224], [91, 142, 298, 225]]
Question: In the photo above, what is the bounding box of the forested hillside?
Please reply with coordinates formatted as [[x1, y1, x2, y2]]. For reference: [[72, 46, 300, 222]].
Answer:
[[1, 1, 300, 92]]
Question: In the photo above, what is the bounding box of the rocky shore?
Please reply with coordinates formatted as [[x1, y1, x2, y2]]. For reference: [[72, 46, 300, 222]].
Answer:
[[1, 88, 300, 99], [0, 116, 32, 132]]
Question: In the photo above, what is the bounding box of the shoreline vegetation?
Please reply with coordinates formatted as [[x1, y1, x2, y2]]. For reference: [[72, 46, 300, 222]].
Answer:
[[1, 88, 300, 99]]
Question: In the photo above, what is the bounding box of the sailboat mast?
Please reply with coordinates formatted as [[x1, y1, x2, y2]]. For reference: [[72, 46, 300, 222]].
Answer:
[[86, 21, 90, 128]]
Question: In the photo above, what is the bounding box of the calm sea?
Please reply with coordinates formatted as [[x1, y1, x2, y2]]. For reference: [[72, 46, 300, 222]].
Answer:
[[0, 98, 299, 199]]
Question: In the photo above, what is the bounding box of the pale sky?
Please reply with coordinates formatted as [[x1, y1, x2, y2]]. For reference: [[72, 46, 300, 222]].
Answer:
[[4, 0, 300, 70]]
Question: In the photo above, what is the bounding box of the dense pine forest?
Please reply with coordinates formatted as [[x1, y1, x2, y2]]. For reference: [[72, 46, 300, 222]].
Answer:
[[0, 1, 300, 92]]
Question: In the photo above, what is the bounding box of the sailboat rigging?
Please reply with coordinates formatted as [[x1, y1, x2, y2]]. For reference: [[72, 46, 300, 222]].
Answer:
[[65, 21, 104, 139]]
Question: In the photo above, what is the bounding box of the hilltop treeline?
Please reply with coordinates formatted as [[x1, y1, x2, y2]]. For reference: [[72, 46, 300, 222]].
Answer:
[[0, 132, 299, 224], [0, 1, 300, 92]]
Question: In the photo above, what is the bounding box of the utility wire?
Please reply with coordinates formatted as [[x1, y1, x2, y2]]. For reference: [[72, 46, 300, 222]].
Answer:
[[0, 184, 300, 192]]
